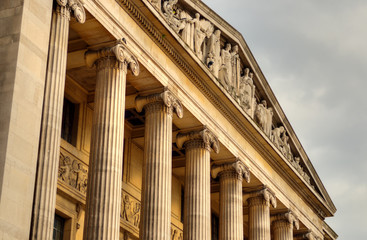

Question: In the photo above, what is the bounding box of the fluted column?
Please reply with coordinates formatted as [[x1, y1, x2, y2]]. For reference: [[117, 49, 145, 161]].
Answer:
[[30, 1, 85, 239], [135, 89, 183, 240], [247, 188, 277, 240], [176, 127, 220, 240], [83, 40, 140, 240], [272, 211, 299, 240], [211, 160, 250, 240]]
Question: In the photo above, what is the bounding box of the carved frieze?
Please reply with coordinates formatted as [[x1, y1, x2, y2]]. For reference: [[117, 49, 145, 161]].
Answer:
[[121, 190, 141, 229], [58, 151, 88, 195], [147, 0, 315, 189], [170, 224, 183, 240], [120, 189, 184, 238]]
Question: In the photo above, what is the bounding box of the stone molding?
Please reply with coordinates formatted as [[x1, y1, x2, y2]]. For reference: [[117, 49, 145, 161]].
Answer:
[[176, 127, 220, 153], [211, 159, 250, 183], [271, 211, 300, 230], [135, 89, 183, 118], [56, 0, 86, 23], [85, 39, 140, 75], [247, 187, 277, 208]]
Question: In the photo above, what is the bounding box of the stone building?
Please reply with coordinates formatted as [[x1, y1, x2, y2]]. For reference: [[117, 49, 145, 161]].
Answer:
[[0, 0, 337, 239]]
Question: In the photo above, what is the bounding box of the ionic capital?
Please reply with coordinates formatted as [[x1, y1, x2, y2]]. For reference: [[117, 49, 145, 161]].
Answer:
[[211, 159, 250, 183], [135, 89, 183, 118], [85, 39, 140, 75], [56, 0, 86, 23], [272, 211, 299, 230], [295, 231, 321, 240], [247, 187, 277, 208], [176, 127, 220, 153]]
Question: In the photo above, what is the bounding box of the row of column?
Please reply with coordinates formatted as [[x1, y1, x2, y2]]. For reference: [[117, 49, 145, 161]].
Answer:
[[31, 1, 309, 240]]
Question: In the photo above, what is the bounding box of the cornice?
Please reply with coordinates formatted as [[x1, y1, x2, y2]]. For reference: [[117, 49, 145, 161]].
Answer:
[[114, 0, 335, 218], [182, 0, 336, 214]]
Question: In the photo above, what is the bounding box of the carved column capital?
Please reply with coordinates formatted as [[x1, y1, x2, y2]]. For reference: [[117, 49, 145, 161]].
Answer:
[[135, 89, 183, 118], [176, 126, 220, 153], [248, 187, 277, 208], [211, 158, 250, 182], [56, 0, 86, 23], [85, 39, 140, 75], [295, 231, 321, 240], [272, 211, 299, 230]]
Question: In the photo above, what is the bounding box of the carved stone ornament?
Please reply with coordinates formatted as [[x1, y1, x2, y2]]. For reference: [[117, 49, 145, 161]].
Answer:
[[272, 211, 300, 230], [58, 152, 88, 195], [248, 187, 277, 208], [135, 88, 183, 118], [176, 126, 220, 153], [85, 39, 140, 76], [211, 159, 250, 183], [170, 225, 183, 240], [295, 231, 322, 240], [120, 190, 141, 229], [148, 0, 316, 190], [56, 0, 86, 23]]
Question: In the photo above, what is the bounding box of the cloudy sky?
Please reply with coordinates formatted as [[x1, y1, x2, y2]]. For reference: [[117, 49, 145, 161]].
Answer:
[[202, 0, 367, 238]]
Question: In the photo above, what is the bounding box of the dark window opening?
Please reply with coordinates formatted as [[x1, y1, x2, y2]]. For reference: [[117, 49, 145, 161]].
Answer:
[[53, 214, 65, 240], [61, 98, 79, 146], [211, 213, 219, 240]]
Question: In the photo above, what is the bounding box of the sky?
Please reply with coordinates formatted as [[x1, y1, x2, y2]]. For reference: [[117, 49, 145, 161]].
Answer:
[[202, 0, 367, 239]]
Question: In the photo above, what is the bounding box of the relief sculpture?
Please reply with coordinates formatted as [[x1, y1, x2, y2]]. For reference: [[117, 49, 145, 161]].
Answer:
[[156, 0, 316, 189], [121, 191, 141, 228], [58, 152, 88, 194]]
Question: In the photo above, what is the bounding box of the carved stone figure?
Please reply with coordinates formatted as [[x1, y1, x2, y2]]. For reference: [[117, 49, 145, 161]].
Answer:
[[281, 134, 293, 160], [179, 10, 195, 49], [163, 1, 186, 34], [192, 13, 214, 60], [75, 163, 88, 193], [121, 195, 131, 221], [133, 203, 141, 227], [206, 29, 221, 77], [218, 43, 232, 90], [271, 126, 285, 149], [58, 155, 72, 182], [239, 68, 256, 118], [231, 45, 241, 95], [255, 100, 273, 136]]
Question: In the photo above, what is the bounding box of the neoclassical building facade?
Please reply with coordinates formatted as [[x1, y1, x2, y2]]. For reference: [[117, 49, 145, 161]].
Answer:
[[0, 0, 337, 240]]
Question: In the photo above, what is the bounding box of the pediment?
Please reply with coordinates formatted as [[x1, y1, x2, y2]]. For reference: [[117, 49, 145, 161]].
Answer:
[[122, 0, 336, 216]]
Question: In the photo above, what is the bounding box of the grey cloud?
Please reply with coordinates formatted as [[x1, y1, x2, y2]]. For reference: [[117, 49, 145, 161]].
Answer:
[[203, 0, 367, 238]]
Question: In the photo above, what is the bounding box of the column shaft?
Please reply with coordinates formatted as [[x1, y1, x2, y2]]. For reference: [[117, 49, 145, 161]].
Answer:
[[248, 197, 271, 240], [30, 6, 70, 239], [140, 102, 173, 240], [84, 57, 127, 239], [273, 221, 293, 240], [184, 140, 211, 240], [219, 173, 243, 240]]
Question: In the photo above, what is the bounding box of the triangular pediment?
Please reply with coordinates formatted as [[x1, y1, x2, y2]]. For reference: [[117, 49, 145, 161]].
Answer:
[[121, 0, 336, 217]]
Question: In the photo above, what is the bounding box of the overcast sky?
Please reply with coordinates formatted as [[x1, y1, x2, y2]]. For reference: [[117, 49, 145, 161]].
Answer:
[[202, 0, 367, 239]]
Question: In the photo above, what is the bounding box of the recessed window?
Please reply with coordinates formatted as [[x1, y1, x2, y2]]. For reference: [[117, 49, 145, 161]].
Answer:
[[211, 213, 219, 240], [53, 214, 65, 240], [61, 98, 79, 146]]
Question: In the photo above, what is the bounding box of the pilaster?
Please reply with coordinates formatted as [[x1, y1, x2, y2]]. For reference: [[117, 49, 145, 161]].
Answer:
[[83, 40, 139, 240], [135, 89, 183, 240], [30, 1, 85, 239], [211, 159, 250, 240], [176, 127, 219, 240], [272, 211, 299, 240], [247, 187, 277, 240]]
